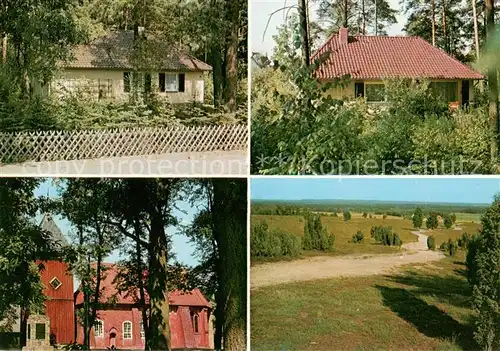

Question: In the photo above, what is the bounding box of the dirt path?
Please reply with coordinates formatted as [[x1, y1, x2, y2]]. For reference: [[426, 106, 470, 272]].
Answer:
[[251, 230, 444, 289]]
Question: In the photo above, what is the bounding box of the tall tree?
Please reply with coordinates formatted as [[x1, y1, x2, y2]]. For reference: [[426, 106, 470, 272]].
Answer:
[[485, 0, 499, 164], [469, 195, 500, 350], [210, 179, 247, 350]]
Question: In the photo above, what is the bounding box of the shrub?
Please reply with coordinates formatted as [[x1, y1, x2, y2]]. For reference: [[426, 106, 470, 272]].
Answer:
[[427, 235, 436, 250], [275, 230, 301, 257], [343, 211, 352, 221], [426, 213, 439, 229], [303, 213, 334, 252], [445, 238, 458, 256], [443, 214, 453, 229], [371, 226, 402, 246], [362, 212, 368, 218], [383, 214, 387, 219], [351, 231, 364, 243], [457, 232, 472, 250], [412, 207, 423, 228], [250, 221, 301, 258]]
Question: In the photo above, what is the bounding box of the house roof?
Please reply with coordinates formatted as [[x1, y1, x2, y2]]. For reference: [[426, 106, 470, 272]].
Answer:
[[312, 31, 484, 80], [74, 263, 211, 308], [64, 31, 212, 72], [40, 214, 69, 247]]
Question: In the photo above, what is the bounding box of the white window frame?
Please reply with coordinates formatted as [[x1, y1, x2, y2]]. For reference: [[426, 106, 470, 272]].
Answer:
[[164, 73, 179, 92], [140, 321, 145, 339], [94, 320, 104, 338], [122, 321, 132, 340]]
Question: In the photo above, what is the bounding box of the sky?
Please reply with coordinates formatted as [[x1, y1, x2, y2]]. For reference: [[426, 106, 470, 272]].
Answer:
[[251, 178, 500, 204], [34, 179, 200, 267], [251, 0, 406, 55]]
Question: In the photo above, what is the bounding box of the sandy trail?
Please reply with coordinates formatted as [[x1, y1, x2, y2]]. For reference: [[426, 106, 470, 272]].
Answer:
[[251, 231, 444, 289]]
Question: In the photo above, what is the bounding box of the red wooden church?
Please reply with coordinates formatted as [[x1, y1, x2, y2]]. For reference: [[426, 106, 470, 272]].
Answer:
[[37, 216, 214, 350], [74, 263, 214, 350], [38, 214, 75, 345]]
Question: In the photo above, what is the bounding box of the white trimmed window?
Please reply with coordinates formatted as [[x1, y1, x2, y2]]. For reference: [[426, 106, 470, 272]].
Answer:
[[94, 320, 104, 338], [140, 321, 145, 339], [123, 321, 132, 339], [159, 73, 186, 93]]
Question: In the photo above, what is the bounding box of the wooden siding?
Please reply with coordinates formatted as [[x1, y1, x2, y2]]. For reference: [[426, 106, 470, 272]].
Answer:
[[38, 260, 75, 344]]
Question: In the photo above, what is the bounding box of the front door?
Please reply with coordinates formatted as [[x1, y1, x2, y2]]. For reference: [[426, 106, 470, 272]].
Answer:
[[109, 331, 116, 349], [462, 80, 470, 106]]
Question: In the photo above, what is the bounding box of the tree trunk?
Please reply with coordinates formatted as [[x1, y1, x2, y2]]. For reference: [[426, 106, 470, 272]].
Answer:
[[431, 0, 436, 46], [374, 0, 378, 36], [224, 0, 240, 112], [485, 0, 499, 166], [87, 221, 103, 344], [146, 191, 171, 351], [442, 0, 448, 52], [212, 179, 247, 351], [298, 0, 310, 66], [2, 35, 6, 64], [343, 0, 348, 28], [362, 0, 366, 35], [133, 219, 149, 343], [472, 0, 480, 60]]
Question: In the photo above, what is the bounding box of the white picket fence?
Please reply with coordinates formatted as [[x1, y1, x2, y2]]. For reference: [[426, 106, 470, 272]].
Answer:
[[0, 124, 248, 163]]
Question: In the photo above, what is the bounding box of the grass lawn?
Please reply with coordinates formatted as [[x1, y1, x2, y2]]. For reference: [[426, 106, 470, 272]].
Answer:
[[251, 253, 477, 351], [251, 213, 482, 259]]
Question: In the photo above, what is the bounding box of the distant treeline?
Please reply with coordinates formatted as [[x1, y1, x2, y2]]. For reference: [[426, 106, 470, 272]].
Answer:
[[252, 201, 487, 216]]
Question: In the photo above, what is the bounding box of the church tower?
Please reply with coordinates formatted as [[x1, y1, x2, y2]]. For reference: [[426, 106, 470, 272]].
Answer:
[[38, 214, 75, 345]]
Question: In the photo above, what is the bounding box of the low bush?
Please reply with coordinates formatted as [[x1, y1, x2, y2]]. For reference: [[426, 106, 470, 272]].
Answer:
[[457, 232, 472, 250], [441, 238, 458, 256], [343, 211, 352, 221], [351, 231, 364, 243], [427, 235, 436, 250], [371, 226, 403, 246], [251, 221, 301, 258], [304, 213, 335, 252]]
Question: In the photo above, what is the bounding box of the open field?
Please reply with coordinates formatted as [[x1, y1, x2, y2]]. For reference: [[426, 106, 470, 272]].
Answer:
[[251, 253, 476, 351], [251, 213, 482, 259]]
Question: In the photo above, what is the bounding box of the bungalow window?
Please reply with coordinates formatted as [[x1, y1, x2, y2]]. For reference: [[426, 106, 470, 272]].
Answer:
[[123, 321, 132, 339], [365, 83, 386, 102], [158, 73, 186, 93], [354, 82, 364, 98], [94, 320, 104, 338], [430, 82, 458, 102]]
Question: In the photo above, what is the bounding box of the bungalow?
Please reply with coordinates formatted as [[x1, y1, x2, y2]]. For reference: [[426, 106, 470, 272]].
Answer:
[[313, 28, 484, 106], [51, 30, 212, 103]]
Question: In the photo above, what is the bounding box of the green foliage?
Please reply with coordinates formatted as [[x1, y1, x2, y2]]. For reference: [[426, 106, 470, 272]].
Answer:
[[250, 221, 301, 258], [413, 208, 423, 228], [458, 232, 473, 250], [468, 195, 500, 349], [351, 231, 364, 244], [253, 70, 495, 174], [371, 226, 402, 246], [443, 238, 458, 257], [303, 213, 335, 252], [343, 210, 352, 221], [362, 212, 368, 218], [426, 213, 439, 230], [466, 233, 481, 288], [427, 235, 436, 250], [443, 214, 453, 229]]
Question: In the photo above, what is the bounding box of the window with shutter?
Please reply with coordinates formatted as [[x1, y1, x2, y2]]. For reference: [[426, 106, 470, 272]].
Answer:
[[179, 73, 185, 92]]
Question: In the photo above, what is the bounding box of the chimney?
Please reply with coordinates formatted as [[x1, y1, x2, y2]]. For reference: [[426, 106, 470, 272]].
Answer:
[[338, 27, 348, 45]]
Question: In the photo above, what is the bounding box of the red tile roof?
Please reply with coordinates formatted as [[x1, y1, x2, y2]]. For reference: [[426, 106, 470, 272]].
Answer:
[[312, 32, 484, 80], [74, 263, 211, 308]]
